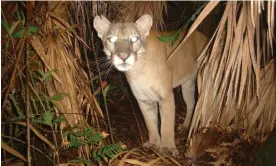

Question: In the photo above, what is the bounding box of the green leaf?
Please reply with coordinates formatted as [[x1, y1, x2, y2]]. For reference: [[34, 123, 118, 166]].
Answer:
[[43, 111, 53, 126], [49, 100, 62, 111], [158, 31, 178, 43], [86, 132, 104, 144], [72, 131, 85, 137], [92, 142, 126, 163], [108, 85, 120, 92], [53, 116, 64, 124], [31, 97, 39, 114], [8, 94, 25, 119], [1, 19, 10, 35], [35, 69, 57, 82], [28, 26, 39, 35], [49, 93, 68, 101], [63, 127, 105, 149], [12, 27, 25, 38], [158, 2, 207, 46], [12, 26, 39, 38], [44, 95, 52, 112], [0, 19, 21, 37], [31, 111, 53, 126], [103, 85, 120, 98], [103, 85, 110, 98], [15, 11, 25, 23], [9, 21, 20, 36], [10, 116, 26, 122], [69, 134, 77, 148], [31, 118, 46, 125]]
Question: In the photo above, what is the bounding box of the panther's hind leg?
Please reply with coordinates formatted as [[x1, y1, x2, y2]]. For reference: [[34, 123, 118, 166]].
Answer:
[[178, 75, 196, 133]]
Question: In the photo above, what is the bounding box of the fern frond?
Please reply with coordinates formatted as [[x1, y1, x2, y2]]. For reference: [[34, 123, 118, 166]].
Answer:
[[92, 142, 127, 163]]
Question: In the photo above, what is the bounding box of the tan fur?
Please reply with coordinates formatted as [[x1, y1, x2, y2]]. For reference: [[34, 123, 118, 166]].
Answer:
[[93, 15, 208, 156]]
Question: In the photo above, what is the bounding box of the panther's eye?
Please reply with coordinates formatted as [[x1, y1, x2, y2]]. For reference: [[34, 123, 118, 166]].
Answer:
[[108, 36, 118, 43], [130, 36, 139, 43]]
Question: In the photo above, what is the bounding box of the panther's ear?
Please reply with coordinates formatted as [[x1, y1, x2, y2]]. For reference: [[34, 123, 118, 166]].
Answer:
[[135, 14, 153, 37], [93, 15, 111, 39]]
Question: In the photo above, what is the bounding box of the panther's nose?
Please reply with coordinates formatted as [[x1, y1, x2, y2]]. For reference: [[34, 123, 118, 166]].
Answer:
[[118, 53, 130, 61]]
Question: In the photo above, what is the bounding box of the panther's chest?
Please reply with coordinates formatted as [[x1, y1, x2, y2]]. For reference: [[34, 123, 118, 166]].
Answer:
[[126, 73, 162, 101], [130, 85, 162, 102]]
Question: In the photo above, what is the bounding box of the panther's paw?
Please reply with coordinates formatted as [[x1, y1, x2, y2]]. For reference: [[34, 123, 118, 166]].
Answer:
[[159, 147, 179, 157], [143, 141, 159, 150], [177, 124, 189, 136]]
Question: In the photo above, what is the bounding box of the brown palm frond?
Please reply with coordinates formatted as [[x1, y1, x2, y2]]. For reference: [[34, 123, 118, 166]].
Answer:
[[91, 1, 109, 18], [31, 2, 105, 129], [30, 2, 106, 159], [67, 1, 114, 143], [111, 1, 167, 31], [30, 2, 106, 158], [109, 148, 181, 166], [186, 1, 276, 159], [88, 1, 167, 30], [185, 128, 223, 162]]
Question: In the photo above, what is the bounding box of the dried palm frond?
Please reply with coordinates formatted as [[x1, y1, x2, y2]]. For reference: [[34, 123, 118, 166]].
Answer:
[[67, 1, 115, 142], [186, 127, 257, 165], [109, 148, 181, 166], [29, 2, 107, 160], [185, 128, 223, 162], [185, 0, 276, 161], [30, 2, 109, 161], [111, 1, 167, 31], [91, 1, 109, 17], [31, 2, 105, 129]]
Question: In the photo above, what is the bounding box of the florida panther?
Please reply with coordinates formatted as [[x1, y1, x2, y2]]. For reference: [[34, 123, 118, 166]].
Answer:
[[93, 14, 207, 155]]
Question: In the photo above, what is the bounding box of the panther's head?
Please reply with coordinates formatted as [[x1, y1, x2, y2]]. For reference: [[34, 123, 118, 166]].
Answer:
[[93, 14, 152, 72]]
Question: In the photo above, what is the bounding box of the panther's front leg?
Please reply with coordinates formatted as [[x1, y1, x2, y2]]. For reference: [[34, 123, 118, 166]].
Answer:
[[137, 100, 160, 150], [159, 92, 179, 156]]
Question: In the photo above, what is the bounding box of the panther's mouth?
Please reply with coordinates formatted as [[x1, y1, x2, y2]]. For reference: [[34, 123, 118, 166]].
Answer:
[[113, 53, 136, 72], [115, 62, 133, 71], [117, 63, 132, 71], [119, 63, 129, 67]]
